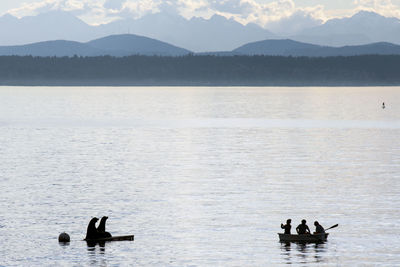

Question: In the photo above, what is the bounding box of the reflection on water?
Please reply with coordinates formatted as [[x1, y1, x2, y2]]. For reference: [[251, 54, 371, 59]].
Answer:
[[58, 242, 70, 248], [280, 242, 328, 265], [86, 241, 106, 248], [87, 242, 107, 266]]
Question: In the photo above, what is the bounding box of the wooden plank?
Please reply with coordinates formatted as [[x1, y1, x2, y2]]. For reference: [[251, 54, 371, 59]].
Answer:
[[85, 235, 134, 242]]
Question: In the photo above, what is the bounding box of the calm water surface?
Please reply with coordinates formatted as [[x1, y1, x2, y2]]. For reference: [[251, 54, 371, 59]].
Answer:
[[0, 86, 399, 266]]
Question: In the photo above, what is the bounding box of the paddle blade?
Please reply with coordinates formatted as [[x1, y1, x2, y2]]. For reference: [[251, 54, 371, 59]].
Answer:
[[325, 224, 339, 231]]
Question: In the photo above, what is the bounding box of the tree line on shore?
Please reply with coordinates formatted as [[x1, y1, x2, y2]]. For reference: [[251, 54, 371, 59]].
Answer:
[[0, 55, 399, 86]]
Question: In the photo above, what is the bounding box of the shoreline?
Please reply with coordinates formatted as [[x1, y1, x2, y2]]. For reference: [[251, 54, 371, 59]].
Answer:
[[1, 82, 399, 87]]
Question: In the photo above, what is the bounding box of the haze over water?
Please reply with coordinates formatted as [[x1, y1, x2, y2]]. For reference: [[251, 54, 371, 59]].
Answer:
[[0, 86, 399, 266]]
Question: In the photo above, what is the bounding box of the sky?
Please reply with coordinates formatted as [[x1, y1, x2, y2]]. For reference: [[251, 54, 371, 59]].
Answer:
[[1, 0, 400, 27]]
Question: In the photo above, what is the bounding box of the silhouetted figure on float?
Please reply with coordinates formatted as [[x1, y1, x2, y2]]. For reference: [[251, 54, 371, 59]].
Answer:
[[97, 216, 112, 238], [85, 217, 100, 240]]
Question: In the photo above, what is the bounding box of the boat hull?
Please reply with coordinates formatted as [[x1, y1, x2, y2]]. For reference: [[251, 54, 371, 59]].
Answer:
[[278, 233, 328, 243]]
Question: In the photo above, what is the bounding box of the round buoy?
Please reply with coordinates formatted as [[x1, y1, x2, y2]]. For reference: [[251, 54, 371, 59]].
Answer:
[[58, 232, 70, 243]]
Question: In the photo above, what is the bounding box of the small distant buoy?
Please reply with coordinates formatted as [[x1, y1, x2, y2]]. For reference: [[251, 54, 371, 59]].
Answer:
[[58, 232, 70, 243]]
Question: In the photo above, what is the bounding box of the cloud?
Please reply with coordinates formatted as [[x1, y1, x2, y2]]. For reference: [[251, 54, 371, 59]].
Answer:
[[115, 0, 160, 19], [8, 0, 119, 24], [104, 0, 127, 10], [199, 0, 297, 26], [8, 0, 102, 17], [8, 0, 57, 17], [354, 0, 400, 17]]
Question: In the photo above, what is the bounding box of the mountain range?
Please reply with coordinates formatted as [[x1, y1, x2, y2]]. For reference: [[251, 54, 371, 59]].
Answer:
[[2, 34, 400, 58], [1, 10, 400, 52], [291, 11, 400, 47], [0, 11, 274, 52]]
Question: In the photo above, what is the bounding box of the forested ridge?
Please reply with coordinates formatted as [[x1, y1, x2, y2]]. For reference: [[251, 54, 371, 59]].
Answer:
[[0, 55, 399, 86]]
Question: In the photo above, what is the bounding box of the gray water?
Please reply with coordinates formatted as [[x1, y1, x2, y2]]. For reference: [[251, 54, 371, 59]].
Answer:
[[0, 86, 399, 266]]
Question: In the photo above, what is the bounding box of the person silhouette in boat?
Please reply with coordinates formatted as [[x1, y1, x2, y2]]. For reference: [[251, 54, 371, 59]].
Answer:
[[313, 221, 325, 234], [281, 219, 292, 234], [296, 219, 311, 235]]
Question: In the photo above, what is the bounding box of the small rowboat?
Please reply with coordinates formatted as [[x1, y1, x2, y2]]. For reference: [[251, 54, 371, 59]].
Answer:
[[278, 233, 328, 243], [85, 235, 134, 242]]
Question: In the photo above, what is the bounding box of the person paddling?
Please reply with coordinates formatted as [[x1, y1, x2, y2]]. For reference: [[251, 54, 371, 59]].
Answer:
[[296, 219, 311, 235], [281, 219, 292, 234], [314, 221, 325, 234]]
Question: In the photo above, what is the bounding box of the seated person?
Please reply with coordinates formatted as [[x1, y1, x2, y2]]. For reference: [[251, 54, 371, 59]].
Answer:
[[281, 219, 292, 234], [314, 221, 325, 234], [296, 219, 311, 234]]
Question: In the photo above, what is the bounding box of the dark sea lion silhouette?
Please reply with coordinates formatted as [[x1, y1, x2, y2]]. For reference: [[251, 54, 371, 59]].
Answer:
[[85, 217, 100, 240], [97, 216, 112, 238]]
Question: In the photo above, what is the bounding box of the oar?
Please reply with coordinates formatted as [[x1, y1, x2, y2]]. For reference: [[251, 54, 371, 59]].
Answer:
[[325, 224, 338, 231]]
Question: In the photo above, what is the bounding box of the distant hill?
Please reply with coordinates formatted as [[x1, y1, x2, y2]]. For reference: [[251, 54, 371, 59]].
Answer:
[[0, 40, 103, 57], [87, 34, 190, 56], [2, 35, 400, 58], [233, 39, 400, 57], [0, 34, 191, 57], [234, 39, 320, 56]]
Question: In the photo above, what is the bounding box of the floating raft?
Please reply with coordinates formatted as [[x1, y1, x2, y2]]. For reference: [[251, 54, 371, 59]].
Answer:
[[278, 233, 328, 243], [85, 235, 134, 242]]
